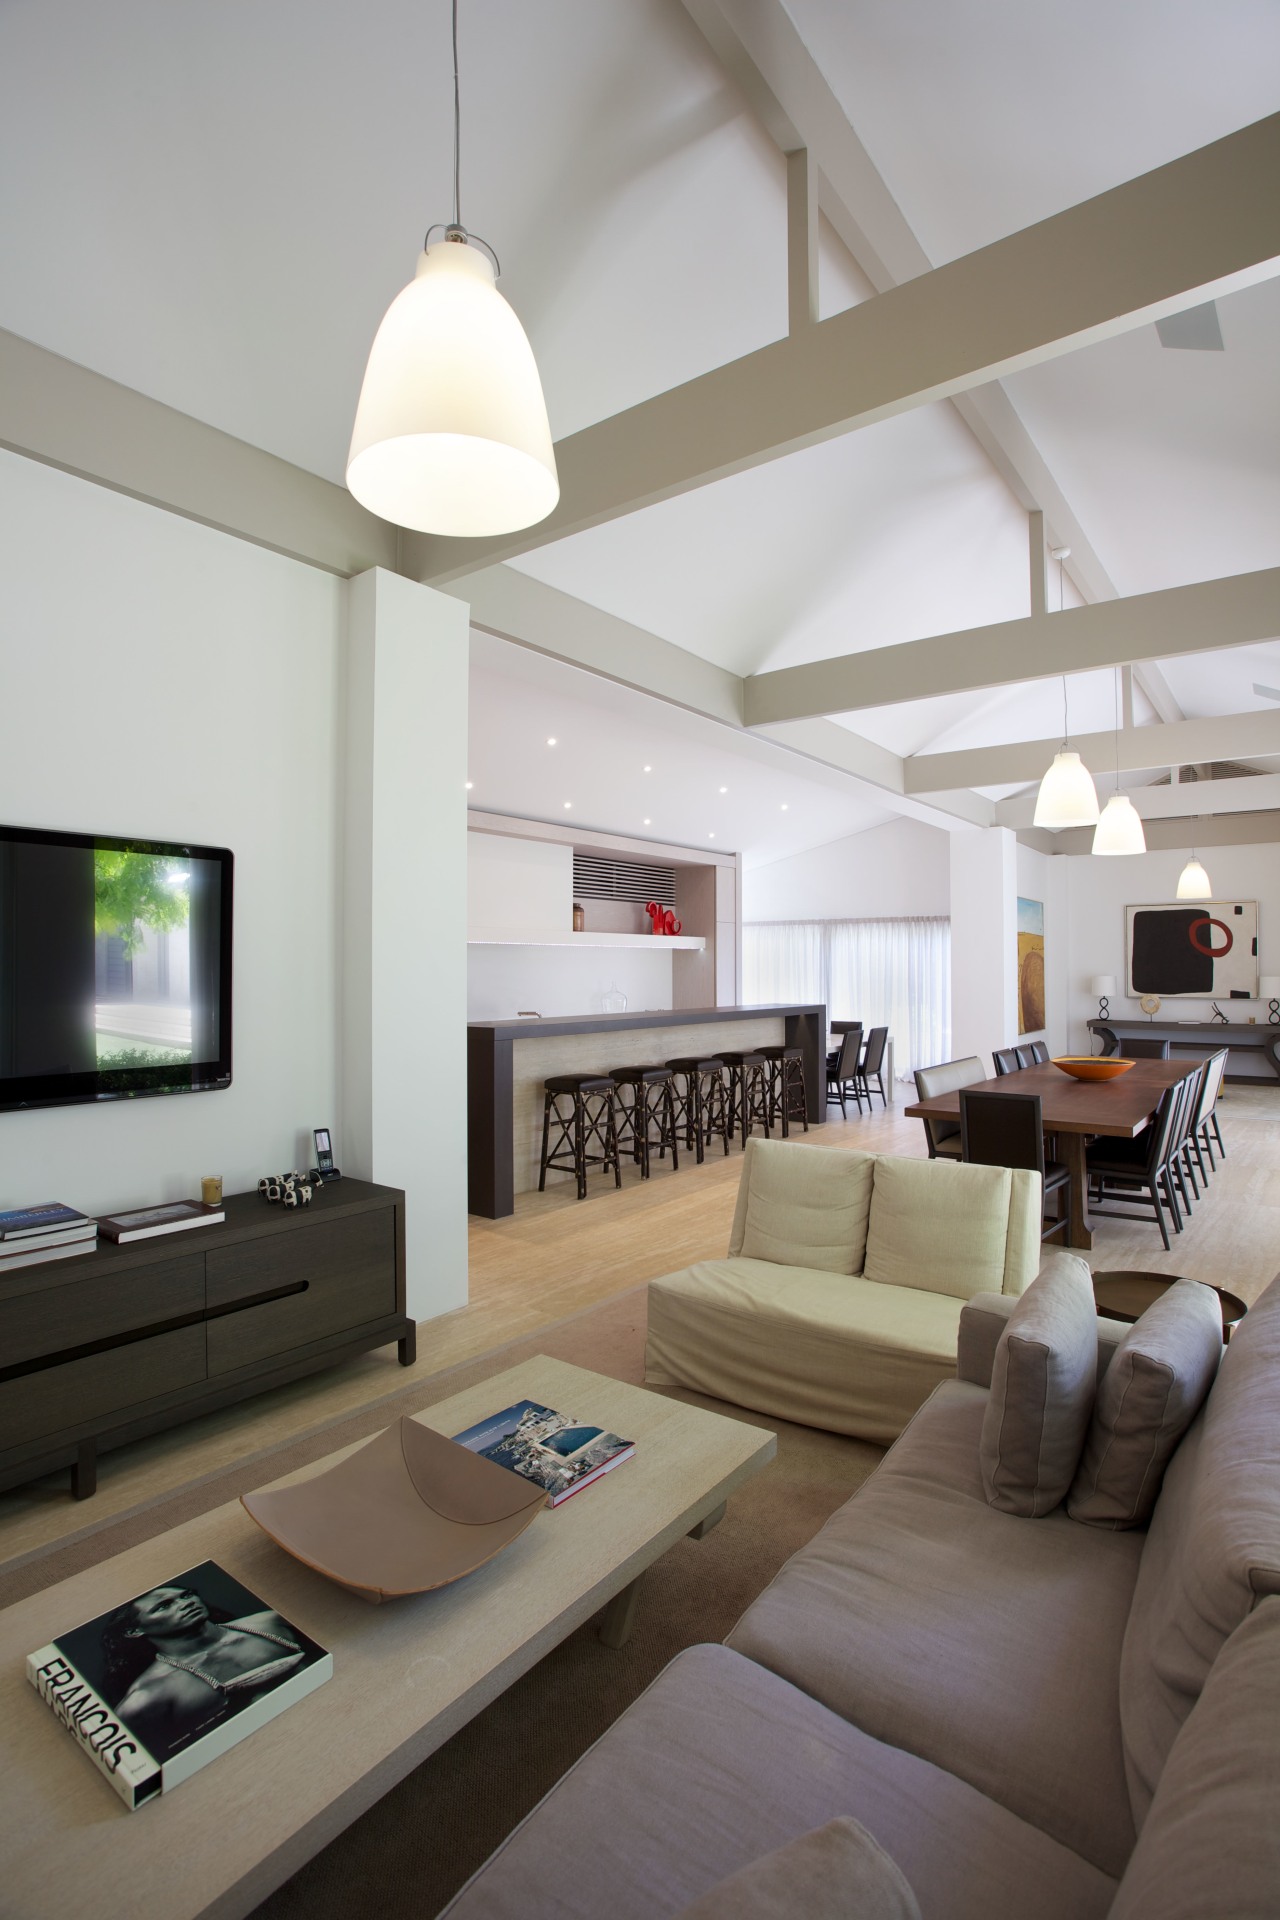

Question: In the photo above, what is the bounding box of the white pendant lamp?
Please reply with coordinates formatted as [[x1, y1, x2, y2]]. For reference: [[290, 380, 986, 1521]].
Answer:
[[1034, 549, 1100, 831], [1092, 792, 1147, 855], [1091, 666, 1146, 855], [1176, 853, 1213, 899], [346, 2, 559, 537]]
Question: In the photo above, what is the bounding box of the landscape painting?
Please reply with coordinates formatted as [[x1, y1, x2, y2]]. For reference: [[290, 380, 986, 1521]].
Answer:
[[1127, 901, 1258, 999], [1017, 897, 1045, 1035]]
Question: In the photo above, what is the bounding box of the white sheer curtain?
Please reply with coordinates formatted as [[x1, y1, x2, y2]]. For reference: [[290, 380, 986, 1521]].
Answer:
[[743, 918, 951, 1080]]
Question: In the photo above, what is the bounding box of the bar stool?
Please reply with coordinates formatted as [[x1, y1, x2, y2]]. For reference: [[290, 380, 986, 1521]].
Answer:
[[759, 1044, 809, 1137], [718, 1051, 772, 1147], [538, 1074, 621, 1201], [608, 1064, 680, 1179], [665, 1057, 730, 1164]]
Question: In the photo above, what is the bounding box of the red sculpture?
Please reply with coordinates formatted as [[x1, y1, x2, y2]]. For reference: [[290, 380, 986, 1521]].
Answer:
[[645, 901, 682, 936]]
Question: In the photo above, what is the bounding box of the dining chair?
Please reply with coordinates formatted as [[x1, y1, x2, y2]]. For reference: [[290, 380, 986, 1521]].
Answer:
[[912, 1056, 985, 1159], [826, 1027, 864, 1117], [992, 1047, 1021, 1076], [1193, 1048, 1228, 1170], [856, 1026, 889, 1108], [1014, 1043, 1039, 1069], [1029, 1041, 1051, 1064], [1125, 1037, 1172, 1059], [1084, 1085, 1185, 1251], [959, 1088, 1070, 1242]]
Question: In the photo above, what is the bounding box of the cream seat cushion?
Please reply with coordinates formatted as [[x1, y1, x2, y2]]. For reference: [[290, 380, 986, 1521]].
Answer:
[[645, 1259, 967, 1444], [863, 1155, 1039, 1300], [729, 1139, 875, 1276]]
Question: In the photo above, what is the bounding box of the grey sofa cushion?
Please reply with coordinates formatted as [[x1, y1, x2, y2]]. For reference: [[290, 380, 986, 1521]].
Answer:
[[1068, 1280, 1222, 1529], [439, 1644, 1118, 1920], [980, 1258, 1097, 1516], [1119, 1273, 1280, 1827], [676, 1816, 921, 1920], [1110, 1599, 1280, 1920], [728, 1383, 1143, 1878]]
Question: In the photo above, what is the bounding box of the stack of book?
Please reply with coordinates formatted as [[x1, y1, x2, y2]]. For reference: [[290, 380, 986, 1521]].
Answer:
[[0, 1202, 97, 1272]]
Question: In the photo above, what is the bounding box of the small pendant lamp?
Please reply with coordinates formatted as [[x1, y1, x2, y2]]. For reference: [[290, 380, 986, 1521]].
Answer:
[[1034, 548, 1100, 831], [1092, 667, 1146, 856], [346, 1, 559, 537], [1176, 826, 1212, 899]]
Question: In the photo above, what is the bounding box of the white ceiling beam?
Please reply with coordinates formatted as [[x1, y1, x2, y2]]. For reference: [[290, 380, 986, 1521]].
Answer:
[[0, 328, 397, 577], [904, 710, 1280, 793], [787, 148, 819, 332], [1132, 661, 1186, 725], [998, 772, 1280, 830], [402, 113, 1280, 587], [682, 0, 1140, 610], [744, 568, 1280, 724], [1019, 810, 1280, 856], [752, 722, 995, 828]]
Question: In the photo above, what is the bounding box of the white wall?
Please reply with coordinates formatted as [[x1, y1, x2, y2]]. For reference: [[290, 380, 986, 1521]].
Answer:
[[468, 832, 571, 935], [1063, 842, 1280, 1070], [743, 816, 950, 921], [468, 945, 673, 1020], [0, 451, 344, 1213]]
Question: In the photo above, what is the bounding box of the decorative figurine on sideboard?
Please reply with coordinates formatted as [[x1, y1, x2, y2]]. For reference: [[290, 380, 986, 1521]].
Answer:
[[645, 901, 682, 936], [259, 1172, 316, 1208]]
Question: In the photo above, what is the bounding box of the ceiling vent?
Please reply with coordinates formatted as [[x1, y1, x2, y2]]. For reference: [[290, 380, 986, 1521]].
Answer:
[[573, 853, 675, 907]]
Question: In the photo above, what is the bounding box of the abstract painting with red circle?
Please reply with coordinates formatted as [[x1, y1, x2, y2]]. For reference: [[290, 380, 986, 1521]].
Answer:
[[1126, 901, 1258, 999]]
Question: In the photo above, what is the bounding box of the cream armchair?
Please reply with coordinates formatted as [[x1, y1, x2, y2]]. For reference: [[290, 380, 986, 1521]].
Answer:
[[644, 1138, 1063, 1443]]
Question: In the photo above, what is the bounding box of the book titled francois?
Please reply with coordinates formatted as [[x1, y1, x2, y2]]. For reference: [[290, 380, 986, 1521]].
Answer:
[[27, 1560, 330, 1810], [453, 1400, 635, 1507]]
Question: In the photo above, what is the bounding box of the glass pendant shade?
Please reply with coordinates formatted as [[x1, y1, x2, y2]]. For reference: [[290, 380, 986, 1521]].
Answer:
[[347, 237, 559, 537], [1176, 855, 1212, 899], [1092, 793, 1147, 855], [1034, 750, 1100, 830]]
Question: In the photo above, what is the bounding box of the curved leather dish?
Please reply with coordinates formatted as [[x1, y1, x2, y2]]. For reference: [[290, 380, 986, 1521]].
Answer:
[[241, 1416, 547, 1603]]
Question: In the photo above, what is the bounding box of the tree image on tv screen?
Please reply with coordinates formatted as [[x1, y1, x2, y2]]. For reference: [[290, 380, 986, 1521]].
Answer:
[[94, 850, 190, 956], [93, 850, 198, 1070]]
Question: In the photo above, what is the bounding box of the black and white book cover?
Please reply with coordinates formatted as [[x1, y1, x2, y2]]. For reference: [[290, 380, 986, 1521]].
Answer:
[[26, 1560, 331, 1809], [453, 1400, 635, 1506]]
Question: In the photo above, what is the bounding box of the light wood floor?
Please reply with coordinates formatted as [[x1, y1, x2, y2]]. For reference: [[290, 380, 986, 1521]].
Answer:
[[4, 1086, 1277, 1570]]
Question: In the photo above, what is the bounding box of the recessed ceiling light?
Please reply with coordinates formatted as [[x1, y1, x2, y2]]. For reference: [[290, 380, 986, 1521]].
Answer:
[[780, 804, 789, 812], [547, 737, 557, 746], [719, 786, 728, 794], [643, 764, 652, 773], [465, 781, 473, 790], [563, 801, 572, 809], [643, 818, 651, 826], [708, 831, 715, 839]]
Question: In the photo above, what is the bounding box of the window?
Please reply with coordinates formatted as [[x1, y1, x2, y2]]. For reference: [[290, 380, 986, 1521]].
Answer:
[[743, 918, 951, 1078]]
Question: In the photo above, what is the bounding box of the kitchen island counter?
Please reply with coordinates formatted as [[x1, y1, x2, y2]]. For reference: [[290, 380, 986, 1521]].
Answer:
[[468, 1004, 826, 1217]]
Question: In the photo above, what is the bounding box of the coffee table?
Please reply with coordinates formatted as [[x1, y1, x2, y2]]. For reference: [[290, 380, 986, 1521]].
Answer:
[[0, 1356, 775, 1920]]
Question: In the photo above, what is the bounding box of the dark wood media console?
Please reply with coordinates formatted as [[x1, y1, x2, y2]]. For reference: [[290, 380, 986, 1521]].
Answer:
[[0, 1178, 414, 1501]]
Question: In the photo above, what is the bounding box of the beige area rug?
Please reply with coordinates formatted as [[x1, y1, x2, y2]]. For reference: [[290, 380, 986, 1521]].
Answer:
[[2, 1288, 883, 1919]]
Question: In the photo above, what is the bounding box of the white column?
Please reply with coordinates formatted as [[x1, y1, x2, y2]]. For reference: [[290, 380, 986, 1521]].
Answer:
[[343, 568, 469, 1321], [949, 827, 1018, 1067]]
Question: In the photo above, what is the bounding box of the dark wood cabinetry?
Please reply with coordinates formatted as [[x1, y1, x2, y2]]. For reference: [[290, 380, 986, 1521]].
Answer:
[[0, 1179, 413, 1500]]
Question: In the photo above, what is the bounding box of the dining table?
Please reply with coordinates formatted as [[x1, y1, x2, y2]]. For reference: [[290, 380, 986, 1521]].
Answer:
[[903, 1057, 1206, 1250]]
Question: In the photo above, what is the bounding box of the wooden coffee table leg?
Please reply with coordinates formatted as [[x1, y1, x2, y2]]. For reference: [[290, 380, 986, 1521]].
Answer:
[[1061, 1134, 1093, 1251], [599, 1575, 643, 1649]]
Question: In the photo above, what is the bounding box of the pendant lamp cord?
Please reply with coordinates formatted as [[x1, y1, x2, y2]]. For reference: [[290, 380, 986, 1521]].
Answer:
[[1114, 666, 1122, 794], [452, 0, 462, 230]]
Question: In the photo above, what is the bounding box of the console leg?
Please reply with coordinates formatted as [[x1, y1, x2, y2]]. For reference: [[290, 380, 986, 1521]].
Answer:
[[398, 1323, 417, 1367], [599, 1576, 643, 1650], [71, 1440, 97, 1501]]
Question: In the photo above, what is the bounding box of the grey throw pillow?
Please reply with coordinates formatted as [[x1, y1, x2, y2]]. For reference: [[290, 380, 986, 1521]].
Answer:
[[980, 1259, 1097, 1517], [676, 1816, 921, 1920], [1068, 1279, 1223, 1529]]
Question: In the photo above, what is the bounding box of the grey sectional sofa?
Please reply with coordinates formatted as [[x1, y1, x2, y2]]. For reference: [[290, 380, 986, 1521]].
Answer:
[[442, 1269, 1280, 1919]]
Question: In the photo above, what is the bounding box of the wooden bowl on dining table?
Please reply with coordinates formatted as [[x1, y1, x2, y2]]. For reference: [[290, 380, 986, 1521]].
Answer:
[[1051, 1056, 1136, 1082]]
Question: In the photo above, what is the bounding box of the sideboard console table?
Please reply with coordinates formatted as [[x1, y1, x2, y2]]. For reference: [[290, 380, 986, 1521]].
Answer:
[[0, 1178, 413, 1500], [1088, 1017, 1280, 1083]]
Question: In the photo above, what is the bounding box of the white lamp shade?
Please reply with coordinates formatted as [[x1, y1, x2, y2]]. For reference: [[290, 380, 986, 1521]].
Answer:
[[1091, 975, 1116, 997], [1259, 977, 1280, 999], [1033, 750, 1100, 830], [347, 237, 559, 537], [1176, 856, 1212, 899], [1091, 793, 1147, 855]]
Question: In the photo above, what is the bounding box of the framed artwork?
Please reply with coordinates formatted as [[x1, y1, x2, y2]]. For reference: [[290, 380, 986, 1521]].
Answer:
[[1017, 897, 1045, 1034], [1126, 901, 1258, 1000]]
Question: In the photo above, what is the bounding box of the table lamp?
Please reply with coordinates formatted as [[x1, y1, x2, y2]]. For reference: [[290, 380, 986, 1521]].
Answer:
[[1091, 975, 1116, 1021], [1260, 976, 1280, 1026]]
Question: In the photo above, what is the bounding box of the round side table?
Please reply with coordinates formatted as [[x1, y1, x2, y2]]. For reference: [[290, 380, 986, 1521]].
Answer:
[[1092, 1271, 1248, 1341]]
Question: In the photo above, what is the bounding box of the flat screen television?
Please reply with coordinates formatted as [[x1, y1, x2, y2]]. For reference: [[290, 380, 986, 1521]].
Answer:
[[0, 824, 233, 1112]]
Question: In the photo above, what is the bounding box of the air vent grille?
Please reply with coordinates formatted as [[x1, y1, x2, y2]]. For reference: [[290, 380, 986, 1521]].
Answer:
[[573, 854, 675, 907]]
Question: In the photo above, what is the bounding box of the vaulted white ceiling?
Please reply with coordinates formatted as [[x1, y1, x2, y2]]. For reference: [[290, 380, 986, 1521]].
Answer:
[[2, 0, 1277, 858]]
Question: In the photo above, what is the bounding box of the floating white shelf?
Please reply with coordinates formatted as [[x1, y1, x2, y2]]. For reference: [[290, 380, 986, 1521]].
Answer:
[[468, 931, 705, 951]]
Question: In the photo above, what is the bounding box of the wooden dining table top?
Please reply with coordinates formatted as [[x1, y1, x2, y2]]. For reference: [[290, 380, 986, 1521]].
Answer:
[[904, 1057, 1205, 1139]]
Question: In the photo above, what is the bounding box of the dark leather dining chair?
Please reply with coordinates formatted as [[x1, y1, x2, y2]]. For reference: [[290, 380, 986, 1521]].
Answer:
[[913, 1057, 985, 1159], [826, 1027, 864, 1117], [992, 1048, 1021, 1076], [1029, 1042, 1051, 1064], [959, 1089, 1070, 1242], [1084, 1084, 1185, 1251], [856, 1026, 889, 1108], [1015, 1044, 1039, 1069], [1125, 1037, 1172, 1059]]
